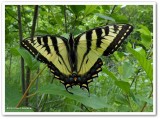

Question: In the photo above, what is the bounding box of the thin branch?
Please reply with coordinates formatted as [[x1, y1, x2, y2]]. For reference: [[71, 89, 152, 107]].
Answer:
[[16, 65, 47, 108], [25, 5, 39, 106], [16, 5, 39, 107], [110, 5, 117, 14], [22, 6, 31, 35], [31, 5, 39, 38], [17, 5, 25, 95]]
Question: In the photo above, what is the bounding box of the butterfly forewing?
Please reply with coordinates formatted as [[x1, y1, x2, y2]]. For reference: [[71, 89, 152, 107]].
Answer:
[[75, 24, 133, 75], [21, 35, 72, 75]]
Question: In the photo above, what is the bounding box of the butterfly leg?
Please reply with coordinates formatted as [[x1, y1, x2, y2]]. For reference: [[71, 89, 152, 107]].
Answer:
[[65, 84, 73, 94], [80, 83, 90, 96]]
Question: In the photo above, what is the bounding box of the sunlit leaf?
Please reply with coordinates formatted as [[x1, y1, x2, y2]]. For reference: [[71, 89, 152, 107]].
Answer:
[[84, 5, 97, 16], [127, 46, 153, 81], [115, 80, 130, 94]]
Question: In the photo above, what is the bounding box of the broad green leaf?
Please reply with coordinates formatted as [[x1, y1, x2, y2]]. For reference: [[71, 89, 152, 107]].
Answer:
[[102, 67, 118, 81], [70, 5, 85, 15], [30, 59, 40, 70], [84, 5, 97, 16], [140, 34, 152, 49], [18, 48, 32, 68], [111, 14, 128, 23], [95, 13, 115, 22], [37, 84, 108, 109], [136, 25, 152, 49], [18, 48, 40, 70], [137, 25, 151, 36], [134, 46, 146, 57], [10, 47, 20, 56], [127, 46, 153, 81], [115, 80, 130, 94]]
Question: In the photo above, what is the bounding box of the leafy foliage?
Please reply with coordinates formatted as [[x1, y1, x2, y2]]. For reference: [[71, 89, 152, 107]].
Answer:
[[5, 5, 153, 112]]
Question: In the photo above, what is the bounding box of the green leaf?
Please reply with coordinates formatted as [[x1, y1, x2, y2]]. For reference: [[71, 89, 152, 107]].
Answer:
[[53, 14, 63, 25], [111, 14, 128, 23], [95, 13, 115, 22], [36, 29, 50, 35], [37, 84, 108, 109], [70, 5, 85, 15], [102, 67, 118, 81], [10, 47, 20, 56], [18, 48, 32, 67], [115, 93, 128, 105], [136, 25, 152, 49], [113, 51, 125, 61], [18, 48, 40, 70], [115, 80, 130, 94], [84, 5, 97, 16], [118, 61, 134, 80], [127, 46, 153, 81], [137, 25, 151, 36], [136, 95, 153, 105], [134, 46, 146, 57]]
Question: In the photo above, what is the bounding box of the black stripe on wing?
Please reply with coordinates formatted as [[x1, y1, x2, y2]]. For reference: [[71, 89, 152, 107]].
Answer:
[[103, 24, 133, 56]]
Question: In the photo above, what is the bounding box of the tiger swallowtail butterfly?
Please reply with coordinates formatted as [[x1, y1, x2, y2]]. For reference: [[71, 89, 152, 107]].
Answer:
[[21, 24, 133, 94]]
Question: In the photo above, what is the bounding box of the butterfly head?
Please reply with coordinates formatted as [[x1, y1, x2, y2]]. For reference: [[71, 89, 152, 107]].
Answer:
[[72, 71, 78, 81]]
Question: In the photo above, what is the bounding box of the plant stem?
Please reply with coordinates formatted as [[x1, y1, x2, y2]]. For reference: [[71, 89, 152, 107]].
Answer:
[[16, 65, 46, 108], [17, 5, 25, 96]]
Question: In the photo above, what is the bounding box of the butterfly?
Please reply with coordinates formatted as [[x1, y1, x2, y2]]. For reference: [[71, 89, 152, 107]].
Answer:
[[21, 24, 133, 94]]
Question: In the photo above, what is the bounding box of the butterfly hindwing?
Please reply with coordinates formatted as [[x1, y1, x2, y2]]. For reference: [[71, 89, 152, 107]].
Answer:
[[21, 35, 72, 76], [74, 24, 133, 75]]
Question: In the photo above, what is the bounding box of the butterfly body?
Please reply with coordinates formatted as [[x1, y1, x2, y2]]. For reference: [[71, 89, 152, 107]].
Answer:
[[21, 24, 133, 93]]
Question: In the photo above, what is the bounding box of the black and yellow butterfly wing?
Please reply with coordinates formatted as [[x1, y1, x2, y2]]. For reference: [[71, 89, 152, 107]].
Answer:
[[21, 35, 72, 78], [21, 24, 133, 93], [74, 24, 133, 75]]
